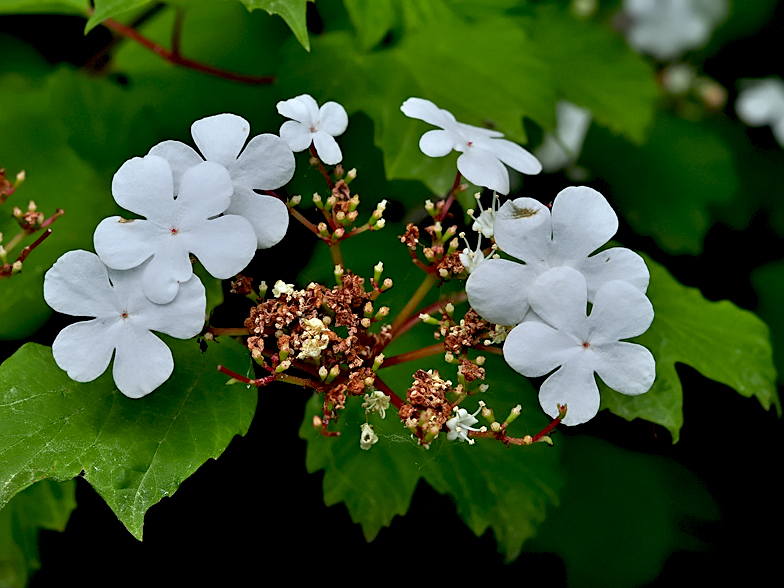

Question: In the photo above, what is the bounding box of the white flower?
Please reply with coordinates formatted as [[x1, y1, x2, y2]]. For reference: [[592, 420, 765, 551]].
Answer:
[[736, 78, 784, 147], [467, 192, 500, 238], [148, 113, 295, 249], [400, 97, 542, 194], [272, 280, 295, 297], [446, 406, 483, 444], [458, 231, 486, 274], [503, 266, 655, 425], [94, 156, 257, 304], [43, 250, 206, 398], [277, 94, 349, 165], [623, 0, 728, 61], [359, 422, 379, 450], [362, 390, 391, 419], [466, 186, 649, 326], [535, 101, 592, 173]]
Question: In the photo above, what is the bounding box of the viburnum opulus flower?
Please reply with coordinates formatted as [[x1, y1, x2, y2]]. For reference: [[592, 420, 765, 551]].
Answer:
[[466, 186, 649, 326], [94, 155, 257, 304], [277, 94, 349, 165], [535, 101, 592, 173], [503, 266, 655, 425], [400, 97, 542, 194], [43, 250, 206, 398], [736, 78, 784, 147], [148, 113, 295, 249]]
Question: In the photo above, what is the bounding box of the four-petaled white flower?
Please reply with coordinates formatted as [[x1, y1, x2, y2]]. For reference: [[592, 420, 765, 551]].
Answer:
[[94, 156, 258, 304], [277, 94, 349, 165], [149, 113, 295, 249], [446, 406, 483, 444], [466, 186, 649, 326], [400, 97, 542, 195], [503, 266, 655, 426], [43, 250, 206, 398], [736, 78, 784, 147], [623, 0, 728, 61]]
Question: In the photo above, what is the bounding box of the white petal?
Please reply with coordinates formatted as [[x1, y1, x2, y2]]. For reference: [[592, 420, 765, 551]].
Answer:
[[493, 197, 552, 264], [226, 189, 289, 249], [313, 131, 343, 165], [112, 327, 174, 398], [232, 134, 295, 191], [134, 274, 206, 339], [186, 215, 257, 279], [191, 113, 249, 167], [141, 240, 193, 304], [44, 250, 119, 317], [111, 155, 174, 219], [483, 137, 542, 175], [419, 129, 458, 157], [277, 94, 319, 125], [456, 148, 510, 194], [319, 101, 348, 136], [456, 122, 504, 140], [593, 341, 656, 396], [93, 217, 159, 271], [466, 258, 539, 326], [503, 321, 580, 377], [569, 247, 650, 301], [148, 140, 203, 194], [176, 161, 234, 222], [52, 320, 119, 382], [400, 97, 458, 130], [538, 358, 600, 426], [279, 120, 314, 153], [550, 186, 618, 261], [527, 267, 589, 338], [588, 280, 654, 344]]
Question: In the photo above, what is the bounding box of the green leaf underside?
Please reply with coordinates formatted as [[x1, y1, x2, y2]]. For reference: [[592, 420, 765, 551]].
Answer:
[[240, 0, 310, 51], [0, 480, 76, 587], [600, 254, 780, 442], [0, 337, 254, 539]]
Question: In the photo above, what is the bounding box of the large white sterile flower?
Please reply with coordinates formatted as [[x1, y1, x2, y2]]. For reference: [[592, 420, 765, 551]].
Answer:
[[277, 94, 349, 165], [43, 250, 206, 398], [736, 78, 784, 147], [94, 155, 257, 305], [466, 186, 649, 326], [149, 113, 295, 249], [535, 101, 592, 173], [400, 97, 542, 195], [504, 266, 655, 426], [623, 0, 728, 61]]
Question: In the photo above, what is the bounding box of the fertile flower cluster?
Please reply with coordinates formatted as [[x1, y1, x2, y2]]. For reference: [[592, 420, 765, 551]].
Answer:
[[466, 187, 656, 425]]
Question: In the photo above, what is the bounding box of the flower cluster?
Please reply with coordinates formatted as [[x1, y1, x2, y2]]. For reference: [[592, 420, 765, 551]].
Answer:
[[465, 186, 656, 425]]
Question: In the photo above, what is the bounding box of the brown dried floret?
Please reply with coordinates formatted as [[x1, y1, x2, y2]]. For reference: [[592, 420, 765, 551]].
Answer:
[[400, 223, 420, 249], [230, 274, 254, 295], [399, 369, 454, 446], [436, 251, 465, 277], [458, 359, 485, 383], [444, 309, 491, 354]]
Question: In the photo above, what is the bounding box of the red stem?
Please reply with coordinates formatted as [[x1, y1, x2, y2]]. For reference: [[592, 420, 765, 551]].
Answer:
[[309, 146, 335, 190], [371, 375, 404, 409], [436, 172, 462, 222]]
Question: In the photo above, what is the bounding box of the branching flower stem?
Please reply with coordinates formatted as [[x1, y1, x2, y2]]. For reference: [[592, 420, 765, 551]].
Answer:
[[309, 146, 335, 189], [382, 343, 445, 369], [388, 272, 439, 338], [98, 15, 275, 85], [208, 327, 249, 337], [436, 172, 463, 222], [370, 375, 404, 409]]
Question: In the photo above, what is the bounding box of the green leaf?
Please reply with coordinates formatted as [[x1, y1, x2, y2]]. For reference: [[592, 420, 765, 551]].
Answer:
[[0, 0, 86, 15], [580, 114, 739, 254], [343, 0, 396, 50], [0, 337, 254, 539], [85, 0, 153, 33], [600, 254, 780, 442], [524, 4, 657, 144], [751, 260, 784, 386], [0, 480, 76, 588], [240, 0, 311, 51]]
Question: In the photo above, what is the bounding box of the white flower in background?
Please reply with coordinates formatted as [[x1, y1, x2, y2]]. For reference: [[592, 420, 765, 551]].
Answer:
[[359, 422, 379, 450], [623, 0, 728, 61], [94, 156, 257, 305], [535, 101, 592, 173], [736, 78, 784, 147], [400, 97, 542, 194], [277, 94, 349, 165], [149, 113, 295, 249], [43, 250, 206, 398], [466, 186, 649, 326], [362, 390, 391, 419], [446, 406, 483, 444], [503, 266, 655, 426]]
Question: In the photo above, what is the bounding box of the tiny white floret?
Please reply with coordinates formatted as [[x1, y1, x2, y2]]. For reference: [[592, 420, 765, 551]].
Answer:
[[277, 94, 349, 165]]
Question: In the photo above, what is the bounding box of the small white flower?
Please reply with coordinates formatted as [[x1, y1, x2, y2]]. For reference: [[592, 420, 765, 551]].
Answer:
[[277, 94, 349, 165], [359, 422, 379, 450], [94, 156, 257, 305], [623, 0, 728, 61], [43, 250, 206, 398], [467, 192, 500, 238], [446, 406, 483, 444], [736, 78, 784, 147], [458, 231, 485, 274], [362, 390, 391, 419], [400, 97, 542, 194], [272, 280, 295, 298], [297, 317, 331, 360], [466, 186, 649, 326], [535, 101, 592, 173], [149, 113, 295, 249], [503, 266, 655, 426]]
